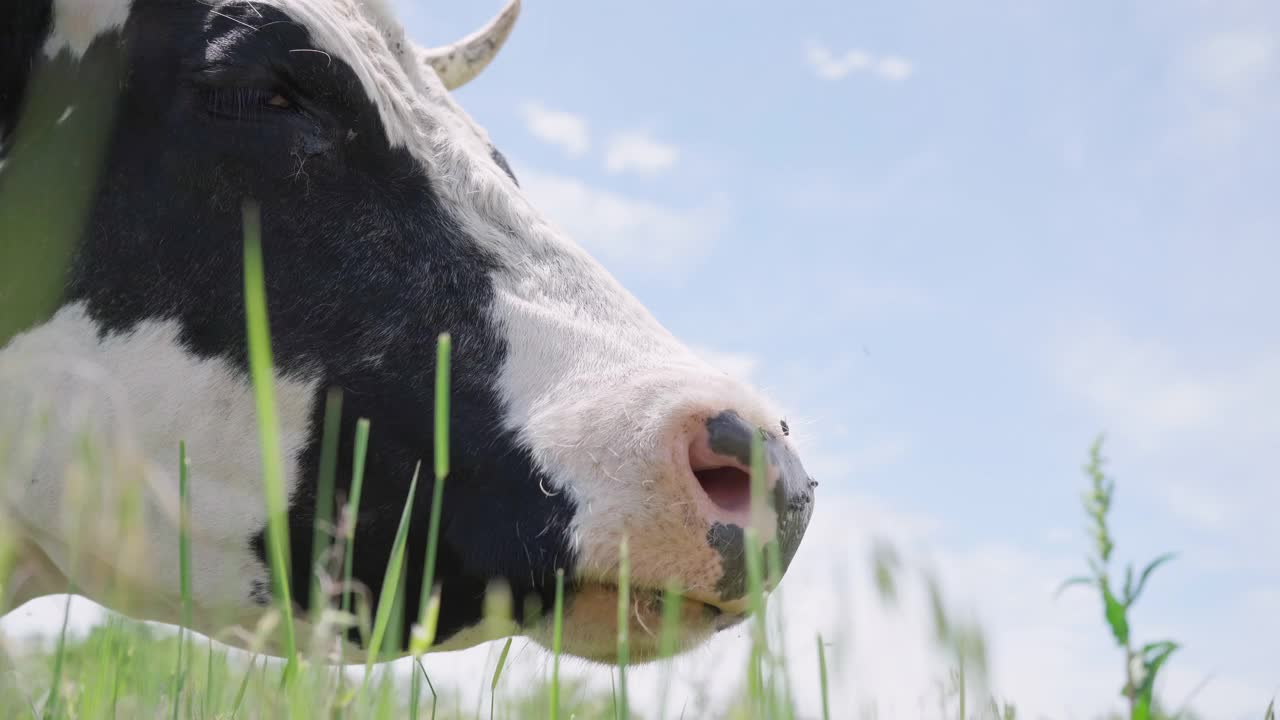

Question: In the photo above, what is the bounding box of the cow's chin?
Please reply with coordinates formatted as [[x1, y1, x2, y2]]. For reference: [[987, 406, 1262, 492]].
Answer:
[[526, 582, 739, 665]]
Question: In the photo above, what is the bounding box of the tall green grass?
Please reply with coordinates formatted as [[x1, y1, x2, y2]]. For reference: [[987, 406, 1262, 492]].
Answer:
[[241, 200, 298, 674], [1059, 437, 1180, 720]]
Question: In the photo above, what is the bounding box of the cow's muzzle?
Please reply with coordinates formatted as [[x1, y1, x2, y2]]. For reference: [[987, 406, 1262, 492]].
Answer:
[[686, 410, 816, 611]]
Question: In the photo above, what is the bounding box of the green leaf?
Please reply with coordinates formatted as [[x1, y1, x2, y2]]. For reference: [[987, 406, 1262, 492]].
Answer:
[[1055, 576, 1094, 598], [817, 634, 831, 720], [871, 541, 901, 605], [1134, 641, 1179, 720], [242, 200, 298, 676], [1129, 553, 1177, 607], [549, 569, 566, 720], [489, 637, 513, 720], [1134, 694, 1153, 720], [1140, 640, 1178, 668], [1264, 697, 1275, 720], [1101, 580, 1129, 647], [418, 333, 452, 627], [363, 463, 421, 677], [491, 636, 513, 693]]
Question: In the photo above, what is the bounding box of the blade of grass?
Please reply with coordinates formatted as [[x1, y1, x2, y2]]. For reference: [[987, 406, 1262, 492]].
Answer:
[[489, 637, 512, 720], [433, 332, 450, 502], [409, 660, 421, 720], [334, 416, 370, 714], [203, 636, 216, 720], [817, 634, 831, 720], [229, 655, 257, 720], [171, 441, 193, 720], [386, 557, 408, 667], [311, 388, 344, 617], [767, 539, 795, 720], [616, 536, 630, 720], [0, 533, 15, 614], [416, 659, 438, 720], [42, 585, 73, 720], [241, 199, 298, 676], [418, 333, 451, 625], [340, 419, 372, 628], [656, 579, 682, 720], [362, 463, 421, 678], [549, 568, 564, 720], [110, 618, 125, 718]]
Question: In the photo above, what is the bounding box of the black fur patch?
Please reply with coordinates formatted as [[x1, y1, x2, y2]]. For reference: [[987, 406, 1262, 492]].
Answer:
[[33, 1, 578, 651]]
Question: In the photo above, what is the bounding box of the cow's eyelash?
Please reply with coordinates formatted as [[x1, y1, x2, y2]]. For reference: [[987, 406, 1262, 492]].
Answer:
[[200, 86, 294, 121]]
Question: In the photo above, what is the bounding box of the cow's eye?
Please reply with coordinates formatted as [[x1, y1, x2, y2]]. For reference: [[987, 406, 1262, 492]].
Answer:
[[201, 86, 298, 121]]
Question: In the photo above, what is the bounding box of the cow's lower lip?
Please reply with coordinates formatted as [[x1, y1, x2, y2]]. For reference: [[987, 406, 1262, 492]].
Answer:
[[584, 581, 726, 618], [586, 582, 746, 629], [563, 581, 740, 663], [713, 609, 747, 632]]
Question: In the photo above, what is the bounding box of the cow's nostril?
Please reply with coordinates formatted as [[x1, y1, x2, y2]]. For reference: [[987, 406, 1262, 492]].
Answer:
[[694, 466, 753, 514], [688, 411, 765, 523]]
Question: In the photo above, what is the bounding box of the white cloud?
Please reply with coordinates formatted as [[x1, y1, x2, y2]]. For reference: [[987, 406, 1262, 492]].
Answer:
[[518, 101, 590, 157], [805, 44, 871, 80], [1192, 29, 1276, 99], [603, 131, 680, 176], [1054, 329, 1280, 452], [1057, 332, 1231, 445], [518, 168, 727, 272], [805, 43, 914, 82], [876, 55, 915, 82], [1052, 328, 1280, 552], [1167, 27, 1279, 153]]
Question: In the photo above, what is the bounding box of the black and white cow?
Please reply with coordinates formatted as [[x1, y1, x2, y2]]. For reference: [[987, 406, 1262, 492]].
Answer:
[[0, 0, 815, 663]]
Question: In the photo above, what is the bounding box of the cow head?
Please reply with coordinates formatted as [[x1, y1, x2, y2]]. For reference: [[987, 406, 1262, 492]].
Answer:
[[0, 0, 816, 663]]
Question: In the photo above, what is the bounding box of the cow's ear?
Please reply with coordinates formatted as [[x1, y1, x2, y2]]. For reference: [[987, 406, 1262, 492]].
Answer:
[[0, 0, 53, 150]]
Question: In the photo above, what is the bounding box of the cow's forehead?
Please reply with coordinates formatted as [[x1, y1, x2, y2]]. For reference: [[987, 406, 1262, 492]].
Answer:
[[232, 0, 495, 153], [46, 0, 494, 155]]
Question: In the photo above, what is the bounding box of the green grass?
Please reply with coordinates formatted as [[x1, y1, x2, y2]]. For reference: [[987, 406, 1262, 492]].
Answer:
[[241, 200, 298, 674], [1058, 437, 1182, 720], [549, 569, 565, 720]]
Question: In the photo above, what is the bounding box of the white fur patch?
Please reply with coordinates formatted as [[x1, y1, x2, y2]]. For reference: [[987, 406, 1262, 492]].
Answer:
[[44, 0, 134, 59], [0, 304, 317, 632]]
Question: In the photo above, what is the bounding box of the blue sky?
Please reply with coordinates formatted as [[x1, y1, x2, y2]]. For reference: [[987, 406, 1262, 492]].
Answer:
[[401, 0, 1278, 716], [6, 0, 1276, 716]]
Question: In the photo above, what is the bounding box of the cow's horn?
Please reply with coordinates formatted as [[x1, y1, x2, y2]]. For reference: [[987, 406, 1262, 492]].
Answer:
[[422, 0, 520, 90]]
